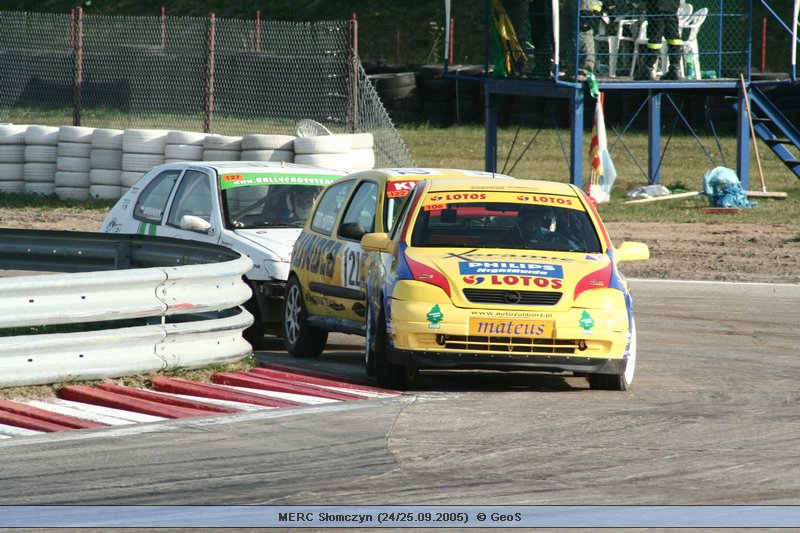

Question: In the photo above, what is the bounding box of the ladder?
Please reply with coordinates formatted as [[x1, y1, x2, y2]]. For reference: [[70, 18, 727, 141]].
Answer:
[[731, 87, 800, 180]]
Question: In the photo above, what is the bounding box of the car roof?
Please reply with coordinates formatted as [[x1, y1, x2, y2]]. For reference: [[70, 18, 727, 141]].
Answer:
[[160, 160, 348, 176], [345, 168, 516, 183], [422, 177, 580, 196]]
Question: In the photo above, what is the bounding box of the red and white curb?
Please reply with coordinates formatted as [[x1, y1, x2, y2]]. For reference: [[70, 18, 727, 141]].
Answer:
[[0, 365, 401, 439]]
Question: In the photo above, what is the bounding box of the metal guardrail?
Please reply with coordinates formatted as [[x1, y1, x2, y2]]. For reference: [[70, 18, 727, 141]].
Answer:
[[0, 230, 254, 388]]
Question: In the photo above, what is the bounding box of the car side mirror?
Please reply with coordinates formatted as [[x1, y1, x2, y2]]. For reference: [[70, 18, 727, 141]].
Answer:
[[338, 221, 366, 241], [614, 241, 649, 262], [181, 215, 214, 235], [360, 232, 393, 253]]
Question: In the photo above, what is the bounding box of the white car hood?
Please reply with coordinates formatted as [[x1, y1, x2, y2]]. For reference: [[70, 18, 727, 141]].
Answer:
[[233, 228, 301, 263]]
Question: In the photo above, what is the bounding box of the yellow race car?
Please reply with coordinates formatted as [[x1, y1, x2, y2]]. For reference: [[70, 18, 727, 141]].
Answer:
[[359, 177, 649, 390]]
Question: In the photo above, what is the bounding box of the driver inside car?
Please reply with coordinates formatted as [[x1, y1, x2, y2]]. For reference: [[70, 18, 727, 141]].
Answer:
[[501, 206, 582, 250]]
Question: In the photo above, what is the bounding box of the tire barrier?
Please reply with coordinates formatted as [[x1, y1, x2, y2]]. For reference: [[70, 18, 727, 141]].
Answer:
[[0, 125, 376, 200], [0, 229, 254, 388]]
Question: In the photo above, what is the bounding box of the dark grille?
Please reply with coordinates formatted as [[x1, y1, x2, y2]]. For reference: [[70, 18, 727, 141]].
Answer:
[[443, 336, 577, 354], [462, 288, 562, 306]]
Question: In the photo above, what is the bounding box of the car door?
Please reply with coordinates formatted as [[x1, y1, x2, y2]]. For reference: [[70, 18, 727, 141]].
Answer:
[[158, 169, 220, 245], [292, 178, 357, 322], [129, 168, 183, 235]]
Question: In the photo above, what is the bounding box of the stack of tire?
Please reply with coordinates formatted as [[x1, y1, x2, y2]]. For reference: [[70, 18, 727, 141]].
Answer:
[[203, 134, 241, 161], [121, 129, 168, 188], [294, 134, 353, 172], [164, 130, 207, 163], [56, 126, 94, 201], [349, 133, 375, 171], [0, 124, 27, 194], [23, 125, 59, 196], [240, 134, 294, 162], [89, 128, 124, 200], [369, 72, 420, 124]]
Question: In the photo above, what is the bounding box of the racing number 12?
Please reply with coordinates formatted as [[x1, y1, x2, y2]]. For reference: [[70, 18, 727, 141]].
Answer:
[[342, 247, 361, 289]]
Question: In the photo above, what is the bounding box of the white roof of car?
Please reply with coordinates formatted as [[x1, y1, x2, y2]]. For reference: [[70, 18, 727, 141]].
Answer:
[[162, 160, 348, 176]]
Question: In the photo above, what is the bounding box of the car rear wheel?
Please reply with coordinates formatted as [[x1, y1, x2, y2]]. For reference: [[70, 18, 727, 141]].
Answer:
[[588, 318, 636, 391], [282, 277, 328, 358], [373, 307, 408, 390]]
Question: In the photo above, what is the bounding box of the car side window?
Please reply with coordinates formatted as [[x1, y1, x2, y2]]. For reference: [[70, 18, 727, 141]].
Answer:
[[338, 181, 378, 240], [389, 190, 415, 241], [133, 169, 182, 224], [166, 170, 213, 227], [311, 179, 355, 235]]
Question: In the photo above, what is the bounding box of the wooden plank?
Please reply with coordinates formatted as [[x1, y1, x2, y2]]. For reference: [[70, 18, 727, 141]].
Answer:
[[746, 190, 788, 198], [624, 191, 702, 204], [701, 208, 741, 214]]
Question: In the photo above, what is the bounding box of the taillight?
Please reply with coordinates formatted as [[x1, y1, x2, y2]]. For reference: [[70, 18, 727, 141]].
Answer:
[[573, 262, 613, 300], [404, 252, 451, 297]]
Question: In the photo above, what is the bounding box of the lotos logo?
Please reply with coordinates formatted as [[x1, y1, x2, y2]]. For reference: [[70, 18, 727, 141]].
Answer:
[[428, 193, 486, 202], [489, 275, 562, 289], [517, 195, 530, 201], [462, 275, 486, 285]]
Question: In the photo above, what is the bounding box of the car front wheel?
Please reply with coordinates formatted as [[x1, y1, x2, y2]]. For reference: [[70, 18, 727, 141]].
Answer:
[[372, 307, 408, 390], [282, 276, 328, 358], [588, 318, 636, 391]]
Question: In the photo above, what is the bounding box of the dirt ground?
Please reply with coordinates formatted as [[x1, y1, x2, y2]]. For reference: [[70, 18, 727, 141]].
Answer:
[[1, 207, 799, 285]]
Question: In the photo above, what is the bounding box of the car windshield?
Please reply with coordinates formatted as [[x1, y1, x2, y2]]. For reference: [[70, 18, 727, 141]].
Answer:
[[409, 200, 602, 253], [224, 184, 322, 229]]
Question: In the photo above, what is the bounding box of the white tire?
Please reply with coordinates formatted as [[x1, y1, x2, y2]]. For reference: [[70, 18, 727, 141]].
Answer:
[[25, 125, 60, 145], [89, 184, 124, 200], [166, 130, 207, 145], [121, 170, 145, 187], [0, 125, 28, 144], [58, 126, 95, 143], [0, 180, 25, 193], [57, 141, 92, 158], [204, 134, 242, 150], [294, 153, 352, 171], [91, 128, 124, 149], [90, 168, 123, 186], [55, 186, 90, 201], [56, 156, 91, 173], [241, 134, 295, 151], [24, 181, 56, 196], [122, 152, 164, 172], [0, 144, 25, 163], [164, 143, 204, 160], [55, 170, 90, 188], [24, 145, 58, 163], [294, 134, 352, 154], [0, 163, 25, 181], [90, 148, 123, 170], [350, 132, 374, 149], [351, 148, 375, 170], [240, 149, 293, 162], [122, 129, 168, 154], [203, 149, 240, 161], [24, 162, 57, 183]]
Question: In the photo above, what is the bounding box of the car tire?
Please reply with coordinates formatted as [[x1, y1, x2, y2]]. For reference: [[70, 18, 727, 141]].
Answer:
[[364, 301, 378, 377], [282, 276, 328, 357], [373, 307, 408, 390], [588, 318, 636, 391]]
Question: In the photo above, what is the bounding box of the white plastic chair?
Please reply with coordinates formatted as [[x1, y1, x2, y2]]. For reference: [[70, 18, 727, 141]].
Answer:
[[681, 8, 708, 79], [594, 17, 640, 77]]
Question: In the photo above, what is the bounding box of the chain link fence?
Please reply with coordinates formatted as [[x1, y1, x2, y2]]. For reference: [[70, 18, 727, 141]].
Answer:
[[0, 10, 413, 168]]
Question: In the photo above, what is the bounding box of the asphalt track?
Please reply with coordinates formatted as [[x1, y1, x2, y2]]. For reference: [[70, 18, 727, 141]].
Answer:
[[1, 279, 798, 513]]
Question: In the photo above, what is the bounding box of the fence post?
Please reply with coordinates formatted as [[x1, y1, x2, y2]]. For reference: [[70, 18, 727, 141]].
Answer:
[[72, 7, 84, 127], [204, 12, 216, 133], [256, 10, 261, 53], [350, 13, 359, 133], [161, 6, 166, 48]]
